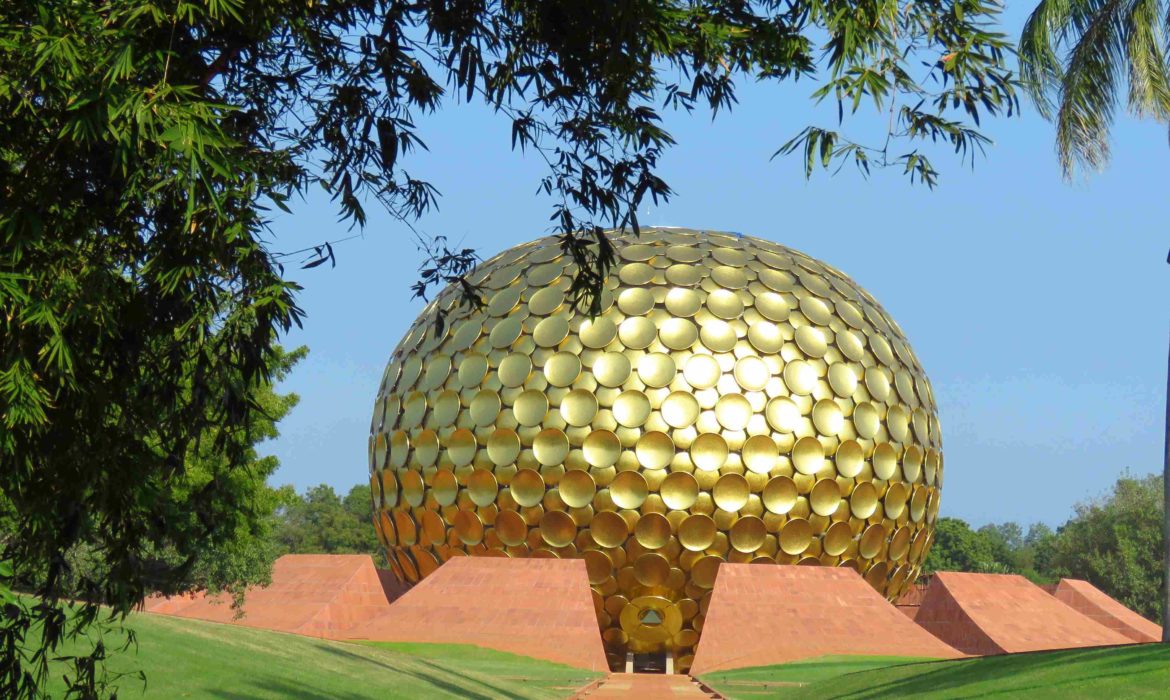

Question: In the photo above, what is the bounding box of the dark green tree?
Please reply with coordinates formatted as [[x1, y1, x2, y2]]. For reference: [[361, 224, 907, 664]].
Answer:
[[1044, 473, 1164, 622], [1, 1, 1018, 696], [923, 517, 998, 574], [274, 484, 379, 556]]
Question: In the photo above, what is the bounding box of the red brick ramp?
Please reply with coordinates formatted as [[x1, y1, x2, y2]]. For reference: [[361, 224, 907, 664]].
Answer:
[[142, 554, 400, 638], [913, 572, 1133, 655], [689, 565, 962, 676], [1051, 579, 1162, 643], [347, 556, 608, 672]]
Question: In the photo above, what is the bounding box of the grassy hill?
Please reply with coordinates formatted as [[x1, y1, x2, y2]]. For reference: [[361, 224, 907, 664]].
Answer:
[[38, 611, 599, 699], [700, 644, 1170, 699]]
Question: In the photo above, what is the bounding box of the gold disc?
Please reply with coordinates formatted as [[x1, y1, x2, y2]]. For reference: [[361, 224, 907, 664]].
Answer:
[[495, 510, 528, 546], [613, 390, 652, 427], [660, 472, 700, 510], [544, 352, 581, 387], [510, 468, 546, 507], [713, 473, 750, 512], [763, 476, 798, 514], [513, 389, 549, 426], [580, 317, 617, 349], [766, 397, 802, 433], [859, 523, 887, 559], [812, 399, 845, 436], [683, 354, 721, 389], [561, 389, 599, 426], [533, 428, 570, 466], [715, 394, 752, 431], [618, 316, 657, 349], [611, 470, 649, 509], [637, 353, 677, 388], [823, 521, 853, 556], [635, 513, 673, 549], [540, 510, 577, 547], [661, 391, 701, 429], [467, 469, 498, 507], [634, 553, 672, 587], [636, 431, 675, 470], [873, 443, 898, 480], [779, 518, 814, 555], [660, 317, 699, 350], [454, 510, 484, 545], [791, 436, 825, 475], [446, 428, 477, 467], [690, 433, 729, 471], [742, 435, 778, 474], [809, 479, 842, 516], [583, 430, 622, 468], [850, 482, 879, 519], [593, 352, 632, 387], [690, 555, 722, 588], [729, 516, 767, 553], [835, 440, 864, 478], [591, 511, 630, 548], [678, 514, 717, 551], [487, 428, 521, 467], [733, 356, 770, 392], [498, 353, 532, 388], [432, 469, 459, 506], [559, 469, 597, 508]]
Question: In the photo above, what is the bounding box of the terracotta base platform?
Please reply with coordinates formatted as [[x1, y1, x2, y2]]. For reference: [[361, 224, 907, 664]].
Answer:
[[347, 556, 609, 672], [689, 564, 963, 676], [1051, 578, 1162, 643], [913, 572, 1133, 655], [142, 554, 406, 638]]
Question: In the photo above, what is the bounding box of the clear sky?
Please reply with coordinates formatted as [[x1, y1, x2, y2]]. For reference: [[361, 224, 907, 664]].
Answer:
[[263, 6, 1169, 528]]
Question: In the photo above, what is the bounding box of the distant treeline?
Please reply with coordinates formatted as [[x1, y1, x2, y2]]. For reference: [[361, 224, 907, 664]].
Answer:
[[923, 473, 1163, 622]]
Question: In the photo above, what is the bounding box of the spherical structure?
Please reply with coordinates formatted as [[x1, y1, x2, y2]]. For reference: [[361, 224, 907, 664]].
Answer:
[[368, 228, 944, 670]]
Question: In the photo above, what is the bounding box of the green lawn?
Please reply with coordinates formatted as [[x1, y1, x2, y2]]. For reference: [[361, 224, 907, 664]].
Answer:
[[37, 611, 600, 699], [701, 644, 1170, 699]]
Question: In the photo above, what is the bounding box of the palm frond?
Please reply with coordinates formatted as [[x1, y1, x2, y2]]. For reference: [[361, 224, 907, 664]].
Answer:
[[1125, 0, 1170, 119], [1021, 0, 1077, 121], [1055, 0, 1128, 176]]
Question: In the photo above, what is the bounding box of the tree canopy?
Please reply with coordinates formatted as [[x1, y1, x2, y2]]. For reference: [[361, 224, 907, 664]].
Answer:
[[1, 1, 1018, 696]]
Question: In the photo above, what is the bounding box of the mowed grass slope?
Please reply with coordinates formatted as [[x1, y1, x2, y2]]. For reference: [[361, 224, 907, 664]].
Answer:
[[701, 644, 1170, 699], [39, 611, 599, 699]]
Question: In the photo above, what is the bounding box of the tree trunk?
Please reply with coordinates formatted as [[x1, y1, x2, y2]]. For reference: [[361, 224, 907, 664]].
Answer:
[[1164, 308, 1170, 641]]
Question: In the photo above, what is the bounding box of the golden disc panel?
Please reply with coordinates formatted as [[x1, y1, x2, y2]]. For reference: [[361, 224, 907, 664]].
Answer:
[[370, 227, 944, 663]]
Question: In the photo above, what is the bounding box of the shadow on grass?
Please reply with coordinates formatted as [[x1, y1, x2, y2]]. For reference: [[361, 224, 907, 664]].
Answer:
[[811, 644, 1170, 699], [317, 641, 527, 700]]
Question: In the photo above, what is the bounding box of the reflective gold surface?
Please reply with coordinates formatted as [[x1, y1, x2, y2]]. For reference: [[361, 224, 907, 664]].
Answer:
[[369, 228, 944, 669]]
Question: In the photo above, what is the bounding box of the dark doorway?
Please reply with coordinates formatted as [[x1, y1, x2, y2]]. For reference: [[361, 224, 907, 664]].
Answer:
[[632, 651, 667, 674]]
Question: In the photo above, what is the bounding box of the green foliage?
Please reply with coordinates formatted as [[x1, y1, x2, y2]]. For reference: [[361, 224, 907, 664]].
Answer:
[[273, 484, 380, 556], [1044, 473, 1164, 621], [1, 1, 1018, 696], [924, 473, 1163, 621], [1020, 0, 1170, 176]]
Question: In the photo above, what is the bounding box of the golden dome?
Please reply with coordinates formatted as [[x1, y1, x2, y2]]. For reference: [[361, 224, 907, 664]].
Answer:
[[369, 227, 943, 670]]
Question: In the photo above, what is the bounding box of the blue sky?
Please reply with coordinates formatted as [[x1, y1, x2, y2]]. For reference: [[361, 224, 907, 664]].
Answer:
[[263, 6, 1169, 528]]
